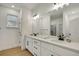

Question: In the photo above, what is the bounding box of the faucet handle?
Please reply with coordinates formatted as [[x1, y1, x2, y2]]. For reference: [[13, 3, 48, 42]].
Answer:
[[66, 39, 71, 43]]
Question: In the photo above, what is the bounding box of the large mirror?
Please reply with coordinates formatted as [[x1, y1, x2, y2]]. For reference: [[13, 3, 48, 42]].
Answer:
[[50, 9, 63, 36]]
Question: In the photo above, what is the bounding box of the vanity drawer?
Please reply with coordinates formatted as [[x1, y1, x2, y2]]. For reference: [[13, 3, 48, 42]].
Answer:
[[33, 39, 40, 46], [33, 45, 40, 52]]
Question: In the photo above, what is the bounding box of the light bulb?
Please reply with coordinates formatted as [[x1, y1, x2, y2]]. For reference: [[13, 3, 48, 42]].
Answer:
[[11, 5, 15, 8]]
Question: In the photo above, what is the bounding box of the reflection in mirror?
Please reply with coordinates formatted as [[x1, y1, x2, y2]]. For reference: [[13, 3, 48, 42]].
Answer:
[[50, 24, 56, 36], [50, 12, 63, 36]]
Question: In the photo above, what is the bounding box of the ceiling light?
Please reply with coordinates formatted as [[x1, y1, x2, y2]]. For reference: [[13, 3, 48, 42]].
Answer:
[[33, 14, 39, 20], [52, 3, 69, 10], [54, 3, 56, 5], [65, 3, 69, 6], [11, 5, 15, 8]]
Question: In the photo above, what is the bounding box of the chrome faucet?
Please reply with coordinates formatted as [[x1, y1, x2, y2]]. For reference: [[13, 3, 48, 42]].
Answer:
[[58, 33, 64, 41]]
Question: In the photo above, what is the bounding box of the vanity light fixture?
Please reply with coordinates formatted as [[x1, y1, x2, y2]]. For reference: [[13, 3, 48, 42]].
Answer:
[[65, 3, 69, 6], [52, 3, 69, 10], [54, 3, 56, 5], [33, 14, 39, 20]]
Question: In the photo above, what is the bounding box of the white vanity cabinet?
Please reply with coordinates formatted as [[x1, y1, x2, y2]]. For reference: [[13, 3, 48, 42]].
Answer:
[[40, 46, 57, 56], [40, 47, 51, 56], [25, 37, 33, 54], [25, 36, 79, 56], [40, 40, 79, 56], [40, 41, 50, 56], [33, 39, 41, 56]]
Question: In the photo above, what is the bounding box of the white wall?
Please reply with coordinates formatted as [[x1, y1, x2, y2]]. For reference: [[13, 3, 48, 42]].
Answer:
[[21, 8, 33, 50], [21, 8, 32, 35], [32, 18, 40, 33], [0, 6, 20, 51]]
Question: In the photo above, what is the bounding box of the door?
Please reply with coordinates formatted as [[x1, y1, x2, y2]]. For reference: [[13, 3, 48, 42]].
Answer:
[[0, 7, 19, 51]]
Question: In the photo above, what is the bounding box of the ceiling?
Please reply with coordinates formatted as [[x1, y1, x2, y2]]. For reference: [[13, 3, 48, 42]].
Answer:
[[0, 3, 39, 10], [0, 3, 67, 15], [31, 3, 54, 16]]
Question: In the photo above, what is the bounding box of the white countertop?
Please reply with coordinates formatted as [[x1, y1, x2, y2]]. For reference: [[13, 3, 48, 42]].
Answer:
[[26, 35, 79, 53]]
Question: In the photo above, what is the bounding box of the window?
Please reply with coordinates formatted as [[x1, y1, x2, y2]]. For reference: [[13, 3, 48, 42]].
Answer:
[[7, 14, 18, 28]]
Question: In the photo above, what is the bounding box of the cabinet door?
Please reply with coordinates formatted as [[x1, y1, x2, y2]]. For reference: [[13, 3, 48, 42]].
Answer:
[[25, 37, 33, 54], [51, 45, 79, 56], [40, 41, 59, 56], [40, 47, 58, 56], [25, 37, 29, 49], [40, 47, 51, 56], [29, 38, 33, 53]]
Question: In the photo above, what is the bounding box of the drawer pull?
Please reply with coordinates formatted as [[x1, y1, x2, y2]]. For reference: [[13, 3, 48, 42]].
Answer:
[[34, 46, 37, 49]]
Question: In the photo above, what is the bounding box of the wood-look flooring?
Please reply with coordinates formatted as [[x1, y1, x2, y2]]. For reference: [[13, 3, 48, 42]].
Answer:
[[0, 47, 33, 56]]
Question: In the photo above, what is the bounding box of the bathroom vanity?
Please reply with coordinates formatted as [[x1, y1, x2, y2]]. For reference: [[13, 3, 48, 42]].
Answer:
[[25, 35, 79, 56]]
